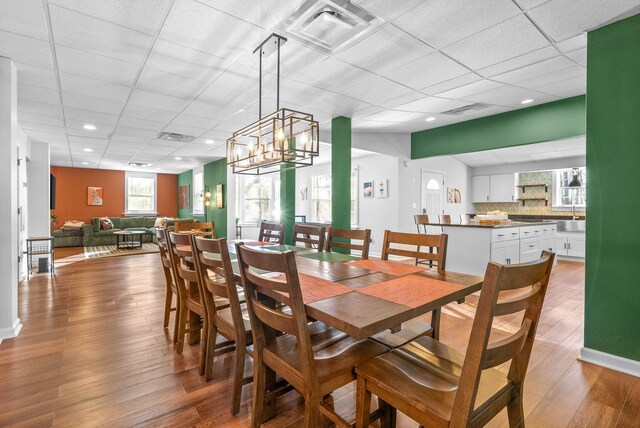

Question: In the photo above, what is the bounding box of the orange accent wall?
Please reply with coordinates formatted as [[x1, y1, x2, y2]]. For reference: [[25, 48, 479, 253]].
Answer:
[[49, 166, 178, 228]]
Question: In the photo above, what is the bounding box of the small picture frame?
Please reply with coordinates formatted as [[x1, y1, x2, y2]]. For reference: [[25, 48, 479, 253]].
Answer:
[[377, 179, 388, 198], [87, 187, 103, 206], [363, 181, 374, 199]]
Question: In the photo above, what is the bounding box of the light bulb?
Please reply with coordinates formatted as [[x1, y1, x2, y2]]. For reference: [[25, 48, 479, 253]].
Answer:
[[277, 128, 284, 141], [205, 192, 211, 198], [300, 132, 308, 144]]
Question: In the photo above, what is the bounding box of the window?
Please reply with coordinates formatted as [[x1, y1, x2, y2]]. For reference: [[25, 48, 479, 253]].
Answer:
[[125, 172, 156, 214], [236, 175, 274, 224], [351, 169, 358, 227], [192, 168, 204, 215], [553, 167, 586, 208], [311, 174, 332, 222]]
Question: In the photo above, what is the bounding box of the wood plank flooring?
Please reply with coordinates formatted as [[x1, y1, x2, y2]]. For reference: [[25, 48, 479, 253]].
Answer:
[[1, 249, 638, 427]]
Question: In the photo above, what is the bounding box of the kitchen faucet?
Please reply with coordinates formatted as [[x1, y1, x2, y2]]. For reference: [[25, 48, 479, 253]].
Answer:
[[572, 205, 578, 220]]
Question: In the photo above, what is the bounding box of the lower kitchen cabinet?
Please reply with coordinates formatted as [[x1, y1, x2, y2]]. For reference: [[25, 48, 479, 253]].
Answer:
[[556, 233, 586, 258], [491, 240, 520, 264]]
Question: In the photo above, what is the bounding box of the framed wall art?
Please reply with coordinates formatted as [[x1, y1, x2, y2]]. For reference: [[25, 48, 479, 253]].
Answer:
[[87, 187, 103, 206]]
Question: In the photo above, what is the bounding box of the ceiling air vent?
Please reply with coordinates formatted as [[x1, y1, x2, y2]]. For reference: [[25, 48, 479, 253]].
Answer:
[[279, 0, 383, 55], [156, 131, 196, 143], [128, 162, 151, 167], [441, 103, 491, 115]]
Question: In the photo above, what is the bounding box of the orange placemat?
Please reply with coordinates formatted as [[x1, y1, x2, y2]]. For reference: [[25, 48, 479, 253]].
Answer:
[[244, 241, 271, 246], [346, 259, 426, 276], [272, 273, 354, 304], [356, 275, 464, 308]]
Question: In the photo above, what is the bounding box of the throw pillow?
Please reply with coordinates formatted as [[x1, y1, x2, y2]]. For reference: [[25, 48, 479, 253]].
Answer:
[[100, 217, 114, 230], [61, 220, 84, 230], [153, 217, 166, 228]]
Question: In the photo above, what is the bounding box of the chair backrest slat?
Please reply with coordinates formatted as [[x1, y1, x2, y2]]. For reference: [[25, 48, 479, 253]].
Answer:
[[439, 214, 451, 224], [258, 221, 285, 244], [480, 319, 531, 370], [381, 230, 447, 273], [175, 221, 215, 238], [326, 228, 371, 259], [292, 224, 326, 252]]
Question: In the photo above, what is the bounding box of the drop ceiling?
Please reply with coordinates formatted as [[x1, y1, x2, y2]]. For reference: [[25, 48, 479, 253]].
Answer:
[[1, 0, 638, 173]]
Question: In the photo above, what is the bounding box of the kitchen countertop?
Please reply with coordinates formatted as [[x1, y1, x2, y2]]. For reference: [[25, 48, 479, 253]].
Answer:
[[424, 221, 557, 229]]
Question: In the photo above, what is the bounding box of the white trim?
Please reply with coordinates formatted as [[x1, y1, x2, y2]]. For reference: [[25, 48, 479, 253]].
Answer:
[[579, 347, 640, 378], [0, 317, 22, 340], [124, 171, 157, 215]]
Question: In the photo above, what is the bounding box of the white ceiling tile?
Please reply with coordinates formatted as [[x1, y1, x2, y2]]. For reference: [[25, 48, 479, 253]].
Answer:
[[295, 57, 377, 92], [531, 75, 586, 98], [443, 15, 550, 70], [18, 84, 60, 105], [49, 4, 153, 64], [382, 51, 470, 90], [307, 92, 373, 117], [121, 104, 177, 123], [341, 76, 415, 105], [181, 99, 227, 120], [19, 121, 66, 135], [275, 40, 329, 79], [516, 65, 585, 90], [159, 0, 261, 59], [129, 89, 190, 113], [422, 73, 483, 96], [361, 110, 428, 123], [528, 0, 640, 42], [55, 46, 140, 86], [117, 116, 166, 132], [476, 46, 558, 77], [196, 0, 303, 29], [0, 30, 54, 69], [555, 33, 587, 52], [18, 99, 63, 117], [62, 92, 124, 115], [566, 48, 587, 66], [66, 120, 113, 139], [170, 114, 219, 130], [351, 0, 425, 21], [136, 67, 208, 99], [200, 130, 232, 141], [513, 0, 552, 10], [48, 0, 174, 35], [161, 124, 207, 138], [59, 72, 131, 103], [394, 0, 522, 48], [377, 91, 427, 109], [67, 135, 109, 145], [336, 24, 433, 74], [491, 56, 576, 85], [435, 79, 504, 100], [109, 135, 150, 144], [0, 0, 49, 40], [113, 126, 158, 138], [464, 85, 558, 107], [19, 111, 65, 127], [63, 107, 119, 125], [144, 39, 232, 83], [16, 64, 58, 90], [394, 96, 472, 114], [147, 140, 185, 150]]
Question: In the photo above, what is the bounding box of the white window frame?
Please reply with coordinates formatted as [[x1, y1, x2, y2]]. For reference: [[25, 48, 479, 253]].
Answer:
[[552, 167, 586, 210], [192, 167, 204, 215], [236, 175, 276, 225], [124, 171, 157, 215], [311, 173, 332, 223]]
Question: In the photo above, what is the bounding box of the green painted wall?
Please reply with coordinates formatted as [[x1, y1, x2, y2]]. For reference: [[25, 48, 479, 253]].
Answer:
[[204, 158, 227, 238], [331, 116, 352, 234], [411, 96, 586, 159], [280, 165, 295, 244], [177, 169, 192, 219], [585, 13, 640, 361]]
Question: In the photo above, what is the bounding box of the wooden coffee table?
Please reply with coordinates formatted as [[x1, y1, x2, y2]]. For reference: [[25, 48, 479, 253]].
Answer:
[[114, 230, 145, 249]]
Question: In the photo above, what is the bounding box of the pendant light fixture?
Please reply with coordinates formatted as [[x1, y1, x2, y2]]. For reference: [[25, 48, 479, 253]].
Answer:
[[568, 168, 582, 187], [226, 33, 319, 175]]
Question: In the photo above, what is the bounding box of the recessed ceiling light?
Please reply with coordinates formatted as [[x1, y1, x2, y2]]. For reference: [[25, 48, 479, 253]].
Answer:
[[174, 157, 182, 160], [155, 167, 161, 170], [521, 99, 534, 105], [83, 148, 93, 152], [425, 117, 436, 122], [81, 162, 89, 165], [205, 139, 215, 145], [83, 124, 96, 130]]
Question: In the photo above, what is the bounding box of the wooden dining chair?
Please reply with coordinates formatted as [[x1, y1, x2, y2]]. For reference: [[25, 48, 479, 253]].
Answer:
[[326, 228, 371, 259], [292, 223, 326, 252], [355, 251, 556, 428], [166, 232, 206, 371], [156, 228, 179, 342], [414, 214, 429, 233], [258, 221, 285, 244], [439, 214, 452, 223], [371, 230, 448, 348], [191, 236, 253, 415], [235, 245, 388, 427], [175, 221, 216, 238], [460, 214, 471, 223]]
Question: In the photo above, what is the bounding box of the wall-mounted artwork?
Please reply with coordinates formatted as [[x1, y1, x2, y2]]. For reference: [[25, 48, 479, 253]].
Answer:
[[87, 187, 103, 206], [447, 187, 461, 204], [377, 179, 388, 198], [178, 185, 190, 209], [363, 181, 374, 199]]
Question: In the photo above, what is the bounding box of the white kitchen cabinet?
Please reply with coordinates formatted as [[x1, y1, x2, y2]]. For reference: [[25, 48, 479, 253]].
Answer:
[[556, 233, 586, 258], [471, 175, 490, 203], [491, 240, 520, 265], [520, 237, 541, 263], [489, 173, 516, 203]]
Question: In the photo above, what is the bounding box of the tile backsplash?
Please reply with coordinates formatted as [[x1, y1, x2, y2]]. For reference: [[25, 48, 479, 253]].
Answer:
[[474, 171, 586, 217]]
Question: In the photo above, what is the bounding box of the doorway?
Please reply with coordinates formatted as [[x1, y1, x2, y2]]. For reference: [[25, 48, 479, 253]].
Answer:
[[421, 170, 444, 234]]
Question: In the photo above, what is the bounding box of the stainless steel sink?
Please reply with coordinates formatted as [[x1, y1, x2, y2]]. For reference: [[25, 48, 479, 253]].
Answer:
[[556, 220, 586, 233]]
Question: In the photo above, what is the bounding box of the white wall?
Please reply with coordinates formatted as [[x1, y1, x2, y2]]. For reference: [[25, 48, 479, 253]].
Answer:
[[471, 155, 586, 176], [0, 57, 21, 339], [27, 141, 51, 238]]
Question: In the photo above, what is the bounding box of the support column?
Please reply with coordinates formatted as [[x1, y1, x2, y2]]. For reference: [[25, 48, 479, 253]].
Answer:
[[583, 13, 640, 365], [331, 116, 352, 234], [0, 57, 21, 339], [280, 165, 295, 244]]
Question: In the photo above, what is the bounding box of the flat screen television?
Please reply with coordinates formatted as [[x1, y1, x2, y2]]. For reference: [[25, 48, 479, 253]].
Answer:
[[50, 173, 56, 209]]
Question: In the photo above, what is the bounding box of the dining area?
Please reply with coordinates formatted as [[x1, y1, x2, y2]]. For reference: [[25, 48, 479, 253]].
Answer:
[[155, 220, 555, 427]]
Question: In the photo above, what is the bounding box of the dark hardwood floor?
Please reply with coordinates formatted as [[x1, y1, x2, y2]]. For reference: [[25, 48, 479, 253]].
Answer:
[[1, 248, 638, 427]]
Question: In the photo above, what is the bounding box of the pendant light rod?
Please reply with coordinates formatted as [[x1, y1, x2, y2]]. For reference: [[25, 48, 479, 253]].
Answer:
[[277, 36, 281, 111], [253, 33, 287, 121], [259, 47, 262, 120]]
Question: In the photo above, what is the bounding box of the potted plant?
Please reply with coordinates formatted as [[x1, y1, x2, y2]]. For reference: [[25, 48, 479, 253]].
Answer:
[[50, 213, 58, 227], [235, 216, 240, 224]]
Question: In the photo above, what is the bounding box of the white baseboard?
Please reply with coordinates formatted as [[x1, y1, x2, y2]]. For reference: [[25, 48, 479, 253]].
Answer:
[[0, 318, 22, 340], [579, 347, 640, 378]]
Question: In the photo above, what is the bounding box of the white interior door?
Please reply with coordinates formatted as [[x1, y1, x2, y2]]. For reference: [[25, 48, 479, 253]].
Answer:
[[421, 170, 444, 233]]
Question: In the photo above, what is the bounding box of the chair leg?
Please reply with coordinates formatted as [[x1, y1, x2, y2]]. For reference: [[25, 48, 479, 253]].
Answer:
[[378, 398, 397, 428], [172, 295, 180, 344], [252, 359, 267, 428], [175, 303, 188, 354], [231, 344, 247, 415], [431, 308, 442, 341], [204, 324, 218, 381], [199, 317, 208, 376], [355, 376, 372, 428], [163, 288, 172, 328], [303, 391, 323, 428], [507, 390, 525, 428]]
